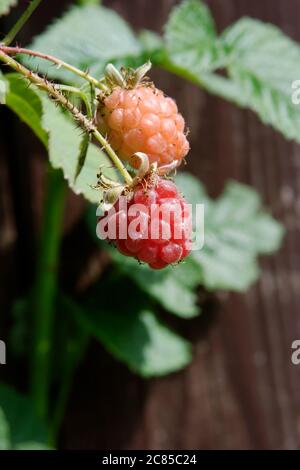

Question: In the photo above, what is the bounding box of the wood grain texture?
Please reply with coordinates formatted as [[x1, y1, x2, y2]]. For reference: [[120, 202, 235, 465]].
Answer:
[[1, 0, 300, 450], [61, 0, 300, 450]]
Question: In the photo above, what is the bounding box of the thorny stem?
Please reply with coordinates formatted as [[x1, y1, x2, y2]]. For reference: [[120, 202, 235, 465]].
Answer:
[[0, 45, 108, 92], [0, 48, 133, 185], [93, 129, 133, 184], [58, 84, 93, 118], [2, 0, 43, 46]]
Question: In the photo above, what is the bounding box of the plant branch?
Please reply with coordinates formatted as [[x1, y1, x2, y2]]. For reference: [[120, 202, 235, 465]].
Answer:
[[159, 58, 247, 108], [2, 0, 43, 46], [0, 48, 133, 184], [0, 45, 108, 92], [31, 166, 66, 420], [58, 84, 93, 118]]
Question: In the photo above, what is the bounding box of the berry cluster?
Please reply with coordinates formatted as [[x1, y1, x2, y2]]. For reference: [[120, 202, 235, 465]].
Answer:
[[96, 64, 192, 269], [97, 85, 189, 169], [98, 178, 192, 269]]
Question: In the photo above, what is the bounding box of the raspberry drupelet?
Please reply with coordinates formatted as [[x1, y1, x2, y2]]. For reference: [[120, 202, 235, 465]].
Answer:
[[97, 177, 192, 269], [97, 85, 189, 169]]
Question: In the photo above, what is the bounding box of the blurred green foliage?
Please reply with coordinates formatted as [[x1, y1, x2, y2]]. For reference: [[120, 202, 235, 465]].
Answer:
[[0, 0, 291, 447], [0, 385, 50, 449]]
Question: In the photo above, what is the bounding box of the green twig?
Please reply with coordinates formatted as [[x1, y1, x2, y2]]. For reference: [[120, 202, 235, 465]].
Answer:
[[58, 84, 93, 118], [159, 57, 247, 108], [0, 46, 108, 91], [2, 0, 43, 46], [31, 167, 66, 420]]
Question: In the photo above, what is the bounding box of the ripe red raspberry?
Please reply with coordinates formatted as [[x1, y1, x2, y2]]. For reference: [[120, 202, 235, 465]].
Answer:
[[97, 85, 189, 169], [97, 177, 192, 269]]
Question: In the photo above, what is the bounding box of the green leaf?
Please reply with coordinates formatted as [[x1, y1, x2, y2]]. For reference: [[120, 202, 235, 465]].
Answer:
[[161, 0, 245, 106], [0, 407, 10, 450], [165, 0, 224, 74], [2, 71, 116, 202], [0, 384, 49, 448], [24, 4, 141, 83], [41, 95, 116, 203], [0, 0, 17, 16], [162, 5, 300, 145], [175, 171, 209, 207], [5, 74, 48, 145], [74, 133, 91, 181], [111, 251, 200, 318], [15, 442, 51, 450], [0, 71, 7, 104], [221, 18, 300, 143], [139, 30, 164, 54], [80, 81, 96, 118], [2, 73, 115, 202], [184, 176, 285, 291], [63, 281, 192, 377]]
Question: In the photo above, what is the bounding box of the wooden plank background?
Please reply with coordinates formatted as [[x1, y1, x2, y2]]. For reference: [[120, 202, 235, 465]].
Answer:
[[1, 0, 300, 450]]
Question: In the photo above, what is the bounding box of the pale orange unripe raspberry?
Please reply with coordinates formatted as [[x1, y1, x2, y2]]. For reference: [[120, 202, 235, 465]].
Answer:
[[97, 85, 189, 168]]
